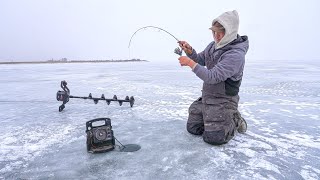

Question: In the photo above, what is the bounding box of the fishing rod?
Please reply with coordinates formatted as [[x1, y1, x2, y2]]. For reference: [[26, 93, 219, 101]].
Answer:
[[128, 25, 183, 56], [56, 80, 135, 112]]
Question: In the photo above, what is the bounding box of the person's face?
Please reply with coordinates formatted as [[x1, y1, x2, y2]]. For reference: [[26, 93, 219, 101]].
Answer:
[[212, 30, 225, 43]]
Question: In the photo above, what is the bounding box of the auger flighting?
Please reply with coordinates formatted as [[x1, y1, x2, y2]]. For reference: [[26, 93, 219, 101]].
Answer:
[[56, 81, 135, 112], [128, 25, 183, 56]]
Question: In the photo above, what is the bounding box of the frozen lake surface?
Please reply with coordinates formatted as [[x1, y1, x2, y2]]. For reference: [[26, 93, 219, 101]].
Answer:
[[0, 60, 319, 179]]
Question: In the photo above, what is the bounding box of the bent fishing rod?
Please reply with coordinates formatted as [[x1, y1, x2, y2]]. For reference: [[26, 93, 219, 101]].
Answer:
[[128, 25, 183, 56]]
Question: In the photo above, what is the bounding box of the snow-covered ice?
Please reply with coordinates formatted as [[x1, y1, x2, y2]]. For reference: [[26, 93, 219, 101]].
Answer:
[[0, 60, 319, 179]]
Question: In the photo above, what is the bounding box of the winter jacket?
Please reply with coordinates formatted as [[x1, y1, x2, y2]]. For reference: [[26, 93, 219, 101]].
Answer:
[[187, 10, 249, 103]]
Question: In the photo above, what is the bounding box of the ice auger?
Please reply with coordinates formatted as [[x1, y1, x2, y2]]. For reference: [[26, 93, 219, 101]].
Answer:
[[56, 80, 135, 112]]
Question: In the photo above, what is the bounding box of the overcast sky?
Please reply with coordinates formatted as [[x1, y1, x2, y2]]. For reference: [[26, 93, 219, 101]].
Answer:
[[0, 0, 319, 62]]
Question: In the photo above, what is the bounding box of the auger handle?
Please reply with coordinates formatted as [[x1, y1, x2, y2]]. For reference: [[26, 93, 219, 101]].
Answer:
[[61, 80, 70, 94]]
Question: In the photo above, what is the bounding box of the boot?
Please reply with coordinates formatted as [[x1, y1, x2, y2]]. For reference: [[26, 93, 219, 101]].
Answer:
[[237, 116, 247, 133], [234, 111, 247, 133]]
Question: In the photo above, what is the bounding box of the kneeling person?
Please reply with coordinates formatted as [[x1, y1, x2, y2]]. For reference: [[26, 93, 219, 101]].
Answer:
[[178, 10, 248, 145]]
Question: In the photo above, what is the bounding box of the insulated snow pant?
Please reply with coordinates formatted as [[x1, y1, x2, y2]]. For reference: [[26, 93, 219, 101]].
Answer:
[[187, 96, 241, 145]]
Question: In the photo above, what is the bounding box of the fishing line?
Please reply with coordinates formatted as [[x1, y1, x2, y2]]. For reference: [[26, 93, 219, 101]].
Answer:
[[0, 100, 52, 103]]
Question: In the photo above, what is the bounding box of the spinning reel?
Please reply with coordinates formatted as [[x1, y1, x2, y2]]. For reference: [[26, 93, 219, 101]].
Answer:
[[56, 80, 135, 112]]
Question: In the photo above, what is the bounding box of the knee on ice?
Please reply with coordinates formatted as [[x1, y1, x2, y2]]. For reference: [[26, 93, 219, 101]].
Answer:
[[202, 130, 228, 145], [186, 123, 204, 135]]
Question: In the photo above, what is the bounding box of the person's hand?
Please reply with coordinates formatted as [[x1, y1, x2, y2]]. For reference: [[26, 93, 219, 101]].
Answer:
[[178, 56, 196, 68], [178, 41, 193, 55]]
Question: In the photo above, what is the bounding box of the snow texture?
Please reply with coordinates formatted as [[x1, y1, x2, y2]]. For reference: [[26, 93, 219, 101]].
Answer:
[[0, 60, 319, 180]]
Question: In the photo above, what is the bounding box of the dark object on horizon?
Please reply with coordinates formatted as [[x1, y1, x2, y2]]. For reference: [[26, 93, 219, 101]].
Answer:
[[0, 59, 148, 65], [56, 80, 135, 112]]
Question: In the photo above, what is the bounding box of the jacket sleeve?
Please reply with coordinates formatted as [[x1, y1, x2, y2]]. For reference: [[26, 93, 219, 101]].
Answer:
[[187, 49, 205, 66], [192, 49, 244, 84]]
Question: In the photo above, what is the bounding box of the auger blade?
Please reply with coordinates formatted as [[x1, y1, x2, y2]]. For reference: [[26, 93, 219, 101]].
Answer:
[[94, 99, 99, 104], [129, 96, 135, 107]]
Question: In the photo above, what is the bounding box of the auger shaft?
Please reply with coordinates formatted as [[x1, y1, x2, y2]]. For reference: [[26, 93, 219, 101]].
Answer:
[[57, 81, 135, 112]]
